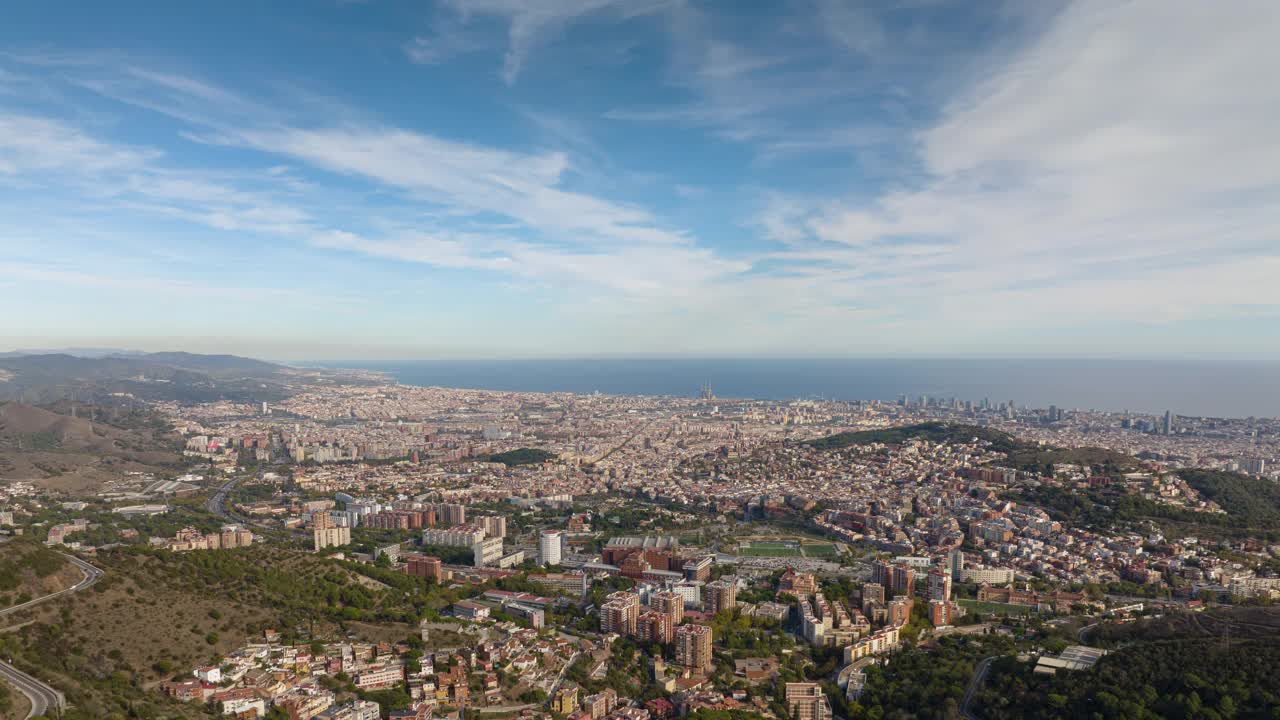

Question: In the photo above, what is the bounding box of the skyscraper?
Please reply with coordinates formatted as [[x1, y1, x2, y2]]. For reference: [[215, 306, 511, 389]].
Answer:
[[1162, 410, 1173, 435]]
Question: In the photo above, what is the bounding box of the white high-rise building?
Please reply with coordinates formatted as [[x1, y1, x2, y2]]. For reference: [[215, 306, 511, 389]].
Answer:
[[539, 529, 564, 566]]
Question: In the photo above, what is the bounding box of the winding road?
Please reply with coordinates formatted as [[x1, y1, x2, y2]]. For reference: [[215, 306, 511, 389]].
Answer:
[[0, 660, 63, 720], [0, 551, 102, 719], [960, 656, 996, 720], [0, 554, 103, 620]]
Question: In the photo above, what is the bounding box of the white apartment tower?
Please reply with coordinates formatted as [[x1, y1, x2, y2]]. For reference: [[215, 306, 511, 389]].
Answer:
[[539, 529, 564, 566]]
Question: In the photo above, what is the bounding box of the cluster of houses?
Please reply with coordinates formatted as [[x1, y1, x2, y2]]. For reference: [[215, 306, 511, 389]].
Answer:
[[163, 621, 590, 719]]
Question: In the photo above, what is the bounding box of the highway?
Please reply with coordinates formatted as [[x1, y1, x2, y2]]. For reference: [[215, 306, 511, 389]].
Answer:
[[207, 476, 283, 534], [0, 552, 102, 719], [0, 553, 103, 619], [0, 659, 64, 720], [206, 476, 241, 522]]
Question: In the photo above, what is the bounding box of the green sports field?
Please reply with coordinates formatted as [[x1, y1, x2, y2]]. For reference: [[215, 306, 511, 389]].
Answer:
[[737, 540, 840, 558], [800, 543, 838, 557]]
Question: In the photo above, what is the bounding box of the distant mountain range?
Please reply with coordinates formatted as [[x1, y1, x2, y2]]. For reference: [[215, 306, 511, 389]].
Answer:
[[0, 351, 292, 405], [0, 347, 150, 359]]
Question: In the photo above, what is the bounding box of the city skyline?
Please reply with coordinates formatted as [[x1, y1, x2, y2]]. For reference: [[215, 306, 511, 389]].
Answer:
[[3, 1, 1279, 360]]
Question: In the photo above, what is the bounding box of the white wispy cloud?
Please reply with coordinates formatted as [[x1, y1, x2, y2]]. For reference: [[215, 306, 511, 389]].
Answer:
[[434, 0, 659, 84], [763, 0, 1280, 340], [4, 0, 1278, 357], [1, 55, 752, 308], [0, 113, 157, 174], [231, 124, 699, 249]]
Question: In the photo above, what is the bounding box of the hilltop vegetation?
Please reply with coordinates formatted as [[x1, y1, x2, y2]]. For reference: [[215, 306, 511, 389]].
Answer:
[[807, 422, 1280, 538], [0, 401, 182, 491], [849, 634, 1016, 720], [804, 422, 1021, 452], [805, 422, 1140, 475], [977, 608, 1280, 719], [1004, 445, 1140, 475], [1014, 469, 1280, 540], [478, 447, 557, 466], [0, 543, 477, 720], [0, 537, 77, 609], [1179, 469, 1280, 530], [0, 352, 288, 405]]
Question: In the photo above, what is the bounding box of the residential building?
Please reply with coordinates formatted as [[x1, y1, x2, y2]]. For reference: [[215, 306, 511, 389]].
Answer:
[[929, 599, 953, 627], [422, 524, 485, 547], [600, 591, 640, 636], [927, 567, 952, 602], [473, 536, 505, 567], [872, 563, 914, 596], [477, 515, 507, 538], [404, 554, 444, 582], [785, 683, 831, 720], [674, 624, 713, 672], [552, 686, 579, 715], [637, 610, 674, 644], [842, 625, 901, 663], [704, 578, 737, 615], [948, 549, 965, 580], [539, 529, 564, 566], [650, 590, 685, 625], [314, 525, 351, 552]]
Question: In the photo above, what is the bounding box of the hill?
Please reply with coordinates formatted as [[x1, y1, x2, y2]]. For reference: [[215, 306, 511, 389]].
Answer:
[[0, 402, 182, 492], [804, 422, 1022, 452], [805, 422, 1142, 474], [0, 352, 290, 405], [1179, 469, 1280, 530], [1005, 445, 1141, 475], [0, 538, 80, 610], [1013, 468, 1280, 540], [0, 543, 461, 719], [135, 351, 282, 374], [0, 402, 119, 451], [976, 607, 1280, 719]]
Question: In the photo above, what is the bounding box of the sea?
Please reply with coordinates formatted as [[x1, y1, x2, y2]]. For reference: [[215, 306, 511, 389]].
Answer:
[[332, 358, 1280, 419]]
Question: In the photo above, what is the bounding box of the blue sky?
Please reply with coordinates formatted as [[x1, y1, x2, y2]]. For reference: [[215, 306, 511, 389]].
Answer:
[[1, 1, 1277, 361]]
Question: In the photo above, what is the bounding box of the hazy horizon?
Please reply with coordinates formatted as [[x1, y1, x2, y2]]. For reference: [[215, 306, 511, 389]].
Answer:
[[6, 345, 1280, 368]]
